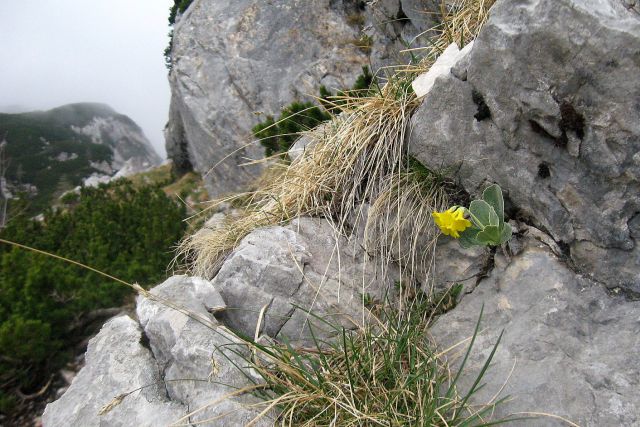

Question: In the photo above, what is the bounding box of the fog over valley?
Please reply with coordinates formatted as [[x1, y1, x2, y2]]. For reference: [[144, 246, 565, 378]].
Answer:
[[0, 0, 172, 157]]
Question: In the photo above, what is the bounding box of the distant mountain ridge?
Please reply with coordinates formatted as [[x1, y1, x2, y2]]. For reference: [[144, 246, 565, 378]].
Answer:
[[0, 102, 161, 213]]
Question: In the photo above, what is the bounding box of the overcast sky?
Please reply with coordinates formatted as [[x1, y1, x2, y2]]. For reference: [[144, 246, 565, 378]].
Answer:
[[0, 0, 173, 157]]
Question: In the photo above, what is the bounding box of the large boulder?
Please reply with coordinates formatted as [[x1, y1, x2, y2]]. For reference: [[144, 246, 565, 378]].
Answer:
[[136, 275, 270, 426], [42, 316, 186, 427], [165, 0, 370, 196], [211, 217, 398, 346], [43, 276, 272, 427], [408, 0, 640, 292], [430, 228, 640, 426]]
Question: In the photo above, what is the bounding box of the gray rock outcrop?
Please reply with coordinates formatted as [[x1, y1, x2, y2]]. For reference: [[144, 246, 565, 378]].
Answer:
[[43, 276, 272, 427], [69, 108, 161, 171], [136, 276, 270, 426], [430, 228, 640, 426], [165, 0, 444, 196], [42, 316, 186, 427], [165, 0, 370, 196], [44, 1, 640, 425], [408, 0, 640, 292], [211, 216, 398, 346], [431, 237, 490, 294], [42, 220, 396, 424]]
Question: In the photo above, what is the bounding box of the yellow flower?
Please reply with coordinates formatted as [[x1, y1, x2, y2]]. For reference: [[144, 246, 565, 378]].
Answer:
[[432, 207, 472, 238]]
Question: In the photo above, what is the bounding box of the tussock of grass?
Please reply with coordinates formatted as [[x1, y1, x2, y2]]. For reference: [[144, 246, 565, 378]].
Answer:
[[219, 294, 513, 426], [364, 163, 449, 292], [179, 89, 422, 278]]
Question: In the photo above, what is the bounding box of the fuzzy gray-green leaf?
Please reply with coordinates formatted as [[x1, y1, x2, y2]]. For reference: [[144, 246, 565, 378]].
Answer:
[[476, 225, 501, 245], [469, 200, 499, 228], [482, 184, 504, 226], [459, 226, 482, 248], [499, 222, 512, 244]]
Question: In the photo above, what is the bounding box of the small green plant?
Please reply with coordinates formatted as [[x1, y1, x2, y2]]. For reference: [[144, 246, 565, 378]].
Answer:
[[319, 66, 375, 113], [165, 0, 194, 69], [168, 0, 193, 25], [360, 292, 377, 307], [164, 30, 174, 70], [433, 184, 512, 247], [253, 67, 377, 157], [252, 102, 330, 157], [354, 34, 373, 54]]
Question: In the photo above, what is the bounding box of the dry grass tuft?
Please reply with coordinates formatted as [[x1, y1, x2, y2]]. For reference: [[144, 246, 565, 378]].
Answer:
[[179, 88, 423, 278], [400, 0, 495, 77], [222, 294, 514, 427]]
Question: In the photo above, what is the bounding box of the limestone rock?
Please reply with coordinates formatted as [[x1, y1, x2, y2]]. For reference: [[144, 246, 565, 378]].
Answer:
[[165, 0, 370, 196], [136, 275, 270, 426], [211, 217, 397, 346], [430, 236, 490, 294], [165, 0, 447, 195], [44, 277, 272, 427], [365, 0, 441, 73], [287, 134, 316, 163], [429, 231, 640, 426], [42, 316, 186, 427], [287, 121, 332, 163], [412, 41, 474, 98], [408, 0, 640, 292]]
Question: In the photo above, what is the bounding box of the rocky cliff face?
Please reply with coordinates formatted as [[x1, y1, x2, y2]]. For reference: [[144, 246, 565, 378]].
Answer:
[[164, 0, 440, 196], [66, 107, 160, 171], [409, 0, 640, 293], [409, 0, 640, 424], [42, 219, 382, 426], [42, 276, 271, 427], [165, 0, 365, 194]]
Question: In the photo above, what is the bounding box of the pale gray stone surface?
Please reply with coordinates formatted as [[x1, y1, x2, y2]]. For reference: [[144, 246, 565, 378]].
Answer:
[[211, 217, 398, 346], [409, 0, 640, 292], [365, 0, 441, 73], [165, 0, 370, 196], [430, 231, 640, 426], [44, 277, 272, 427], [136, 275, 271, 426], [71, 114, 161, 171], [42, 316, 186, 427], [165, 0, 446, 195], [287, 122, 333, 163], [412, 41, 474, 98], [430, 236, 490, 294]]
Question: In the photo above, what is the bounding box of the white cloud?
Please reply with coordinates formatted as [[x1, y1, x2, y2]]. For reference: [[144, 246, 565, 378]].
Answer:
[[0, 0, 173, 157]]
